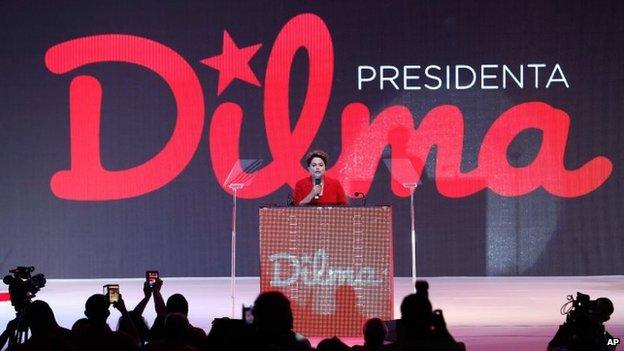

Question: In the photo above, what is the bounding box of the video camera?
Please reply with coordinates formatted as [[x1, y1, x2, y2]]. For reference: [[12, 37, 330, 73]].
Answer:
[[549, 292, 616, 351], [3, 266, 46, 311], [1, 266, 46, 346], [563, 292, 613, 326]]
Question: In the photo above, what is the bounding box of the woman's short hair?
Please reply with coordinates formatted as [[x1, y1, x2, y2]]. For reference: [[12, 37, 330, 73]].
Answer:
[[306, 150, 328, 166]]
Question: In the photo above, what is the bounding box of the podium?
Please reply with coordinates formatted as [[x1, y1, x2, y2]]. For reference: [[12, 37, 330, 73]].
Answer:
[[259, 206, 394, 336]]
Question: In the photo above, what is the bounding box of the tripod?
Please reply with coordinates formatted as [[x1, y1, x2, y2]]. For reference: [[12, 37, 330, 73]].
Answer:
[[8, 306, 30, 347]]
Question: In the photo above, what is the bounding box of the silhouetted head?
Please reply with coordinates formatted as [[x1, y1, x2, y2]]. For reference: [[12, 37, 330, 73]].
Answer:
[[166, 293, 189, 316], [400, 280, 433, 322], [591, 297, 614, 323], [316, 336, 349, 351], [27, 300, 58, 335], [118, 311, 150, 344], [252, 291, 293, 333], [72, 318, 90, 331], [84, 294, 110, 325], [164, 313, 189, 341], [363, 317, 387, 347]]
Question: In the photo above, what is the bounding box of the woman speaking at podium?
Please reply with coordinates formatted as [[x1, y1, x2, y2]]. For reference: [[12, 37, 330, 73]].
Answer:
[[293, 150, 348, 206]]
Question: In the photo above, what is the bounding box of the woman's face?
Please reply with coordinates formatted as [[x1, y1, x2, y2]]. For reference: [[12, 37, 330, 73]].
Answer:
[[308, 157, 326, 178]]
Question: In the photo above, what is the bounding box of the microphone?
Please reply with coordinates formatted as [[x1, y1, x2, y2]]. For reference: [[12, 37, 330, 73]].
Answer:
[[354, 192, 367, 206], [286, 194, 294, 206], [314, 176, 322, 200]]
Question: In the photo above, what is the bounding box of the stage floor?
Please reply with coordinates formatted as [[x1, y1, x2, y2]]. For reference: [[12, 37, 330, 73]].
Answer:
[[1, 276, 622, 350]]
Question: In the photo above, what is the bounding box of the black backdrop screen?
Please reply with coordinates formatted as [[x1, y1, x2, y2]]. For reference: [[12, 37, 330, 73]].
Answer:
[[1, 0, 623, 278]]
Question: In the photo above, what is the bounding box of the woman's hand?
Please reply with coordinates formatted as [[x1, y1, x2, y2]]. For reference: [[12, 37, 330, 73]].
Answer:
[[310, 184, 322, 197]]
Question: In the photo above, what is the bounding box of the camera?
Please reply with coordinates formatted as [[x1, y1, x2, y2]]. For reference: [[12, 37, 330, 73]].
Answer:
[[2, 266, 46, 346], [548, 292, 616, 351], [3, 266, 46, 311]]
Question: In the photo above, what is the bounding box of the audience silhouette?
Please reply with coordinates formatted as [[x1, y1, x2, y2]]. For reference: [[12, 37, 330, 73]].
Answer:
[[248, 291, 312, 351], [143, 313, 198, 351], [0, 276, 480, 351], [205, 290, 312, 350], [118, 282, 153, 346], [316, 336, 350, 351], [6, 300, 76, 351], [352, 317, 387, 351], [387, 280, 464, 351], [150, 279, 206, 350], [72, 293, 138, 351]]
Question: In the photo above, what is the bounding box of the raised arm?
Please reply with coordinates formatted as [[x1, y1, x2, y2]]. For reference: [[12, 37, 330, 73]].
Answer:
[[152, 278, 166, 316], [113, 294, 140, 345], [132, 282, 152, 316]]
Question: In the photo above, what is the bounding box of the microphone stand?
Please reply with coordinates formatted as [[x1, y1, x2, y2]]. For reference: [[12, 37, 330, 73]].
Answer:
[[222, 158, 263, 318], [229, 182, 243, 318], [402, 182, 418, 292]]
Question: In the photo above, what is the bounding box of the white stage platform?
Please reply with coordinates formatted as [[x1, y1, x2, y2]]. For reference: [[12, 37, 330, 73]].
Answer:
[[1, 276, 622, 350]]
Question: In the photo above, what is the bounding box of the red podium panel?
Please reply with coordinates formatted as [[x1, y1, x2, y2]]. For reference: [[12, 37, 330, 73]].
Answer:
[[259, 206, 393, 337]]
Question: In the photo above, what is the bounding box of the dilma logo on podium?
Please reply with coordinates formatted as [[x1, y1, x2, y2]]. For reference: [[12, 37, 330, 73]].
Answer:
[[259, 206, 393, 337]]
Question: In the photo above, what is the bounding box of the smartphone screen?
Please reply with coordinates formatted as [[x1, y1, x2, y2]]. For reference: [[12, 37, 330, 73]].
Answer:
[[103, 284, 119, 304], [242, 305, 253, 324], [146, 271, 159, 287]]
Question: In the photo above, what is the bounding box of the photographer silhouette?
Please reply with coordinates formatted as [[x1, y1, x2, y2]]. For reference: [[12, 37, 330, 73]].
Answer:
[[1, 266, 46, 347], [548, 292, 616, 351], [388, 280, 464, 351]]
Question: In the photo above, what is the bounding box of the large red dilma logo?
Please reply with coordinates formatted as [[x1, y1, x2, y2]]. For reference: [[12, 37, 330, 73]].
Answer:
[[44, 14, 612, 201]]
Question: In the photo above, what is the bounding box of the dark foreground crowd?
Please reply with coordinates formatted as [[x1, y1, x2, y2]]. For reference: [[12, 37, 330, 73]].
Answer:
[[1, 278, 617, 351], [0, 279, 468, 351]]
